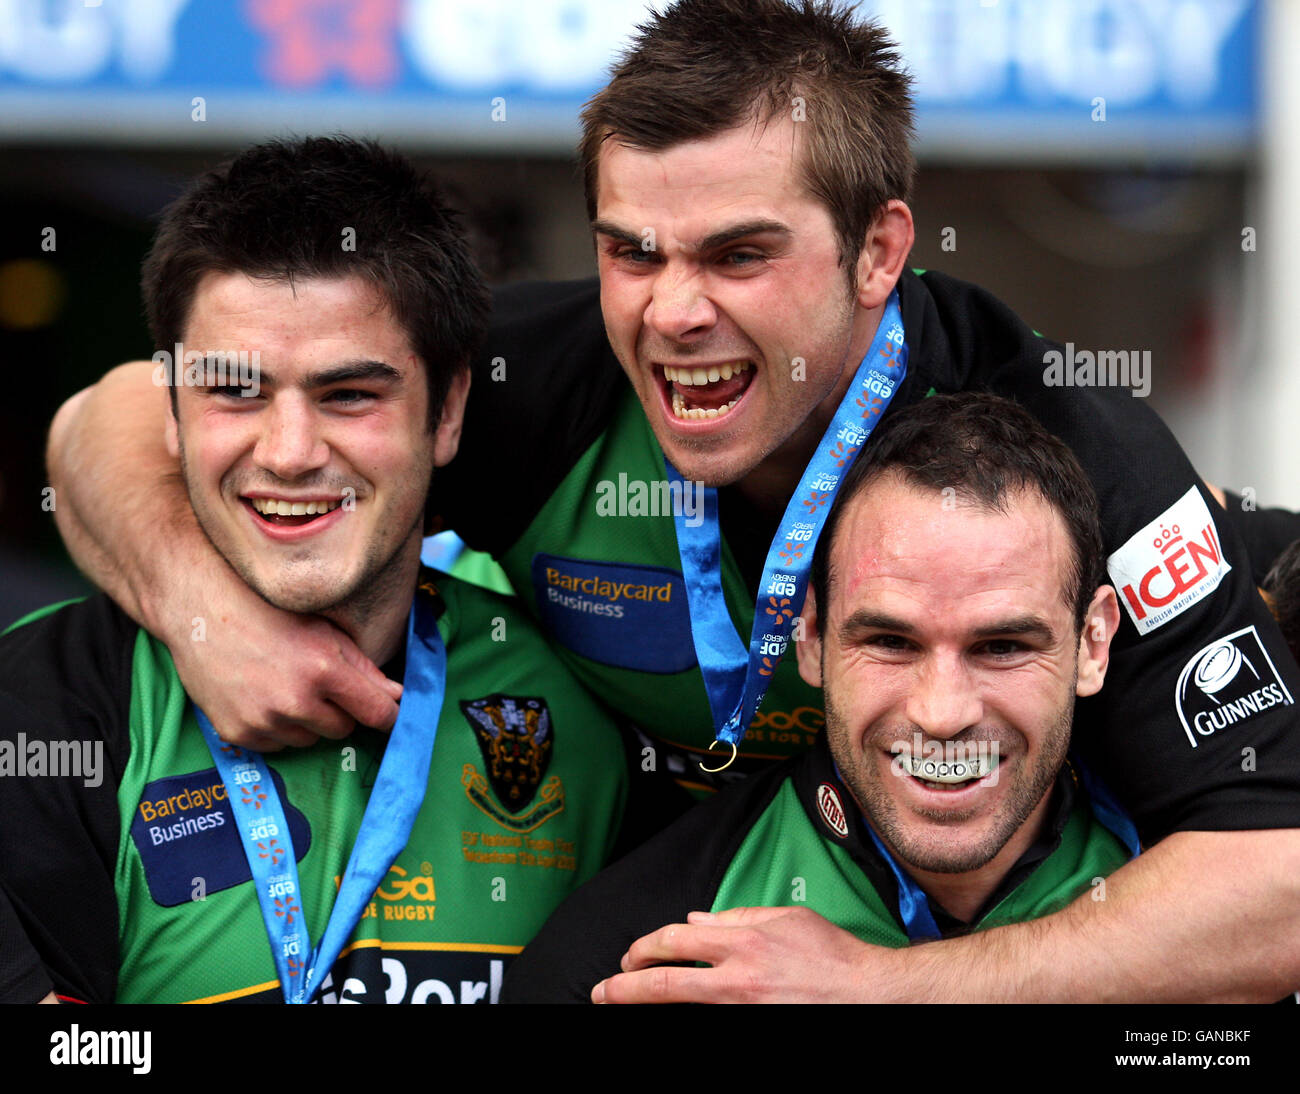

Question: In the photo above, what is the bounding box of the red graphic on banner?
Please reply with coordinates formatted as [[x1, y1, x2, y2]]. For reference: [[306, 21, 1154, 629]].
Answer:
[[247, 0, 402, 88]]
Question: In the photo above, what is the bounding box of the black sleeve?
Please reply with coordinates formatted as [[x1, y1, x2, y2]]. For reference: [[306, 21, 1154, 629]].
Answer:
[[0, 883, 50, 1002], [1219, 491, 1300, 585], [0, 596, 135, 1003], [502, 762, 789, 1003], [432, 278, 627, 557], [907, 270, 1300, 840]]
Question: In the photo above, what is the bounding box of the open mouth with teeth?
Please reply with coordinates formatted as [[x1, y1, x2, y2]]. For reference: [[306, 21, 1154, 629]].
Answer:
[[895, 752, 1000, 792], [663, 361, 755, 421], [248, 497, 343, 527]]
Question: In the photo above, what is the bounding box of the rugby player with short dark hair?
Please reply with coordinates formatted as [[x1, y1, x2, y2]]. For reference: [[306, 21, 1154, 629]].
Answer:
[[45, 0, 1300, 1002], [1, 137, 625, 1004], [506, 394, 1139, 1003], [1263, 540, 1300, 668]]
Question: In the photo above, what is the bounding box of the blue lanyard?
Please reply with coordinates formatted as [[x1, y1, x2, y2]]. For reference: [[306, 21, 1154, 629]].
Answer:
[[197, 591, 447, 1003], [667, 291, 907, 749], [864, 825, 942, 942], [1071, 756, 1141, 859]]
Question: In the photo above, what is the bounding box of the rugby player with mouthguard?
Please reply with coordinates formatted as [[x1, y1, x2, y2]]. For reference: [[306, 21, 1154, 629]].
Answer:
[[45, 1, 1300, 1002]]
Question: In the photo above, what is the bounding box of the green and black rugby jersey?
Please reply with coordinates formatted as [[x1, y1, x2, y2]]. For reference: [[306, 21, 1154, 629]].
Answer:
[[0, 571, 626, 1004], [434, 271, 1300, 837], [502, 738, 1131, 1003]]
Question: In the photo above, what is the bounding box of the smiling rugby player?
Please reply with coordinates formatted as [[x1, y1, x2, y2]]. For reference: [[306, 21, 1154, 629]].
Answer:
[[504, 394, 1145, 1002], [46, 0, 1300, 1002], [3, 138, 624, 1004]]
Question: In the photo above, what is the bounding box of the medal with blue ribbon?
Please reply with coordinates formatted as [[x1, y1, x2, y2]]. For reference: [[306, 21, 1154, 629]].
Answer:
[[667, 289, 908, 766], [196, 587, 446, 1003]]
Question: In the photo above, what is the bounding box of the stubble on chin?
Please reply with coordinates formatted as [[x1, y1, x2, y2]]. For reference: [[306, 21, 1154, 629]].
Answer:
[[823, 691, 1072, 877], [178, 454, 422, 626]]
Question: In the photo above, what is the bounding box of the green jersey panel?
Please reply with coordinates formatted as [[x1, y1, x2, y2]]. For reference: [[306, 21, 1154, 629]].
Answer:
[[498, 385, 824, 789], [112, 574, 626, 1003], [502, 742, 1137, 1002], [712, 777, 1130, 945]]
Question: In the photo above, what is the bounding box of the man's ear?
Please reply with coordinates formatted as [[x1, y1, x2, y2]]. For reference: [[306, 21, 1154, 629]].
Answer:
[[1076, 585, 1121, 697], [854, 200, 915, 312], [433, 366, 471, 468], [796, 585, 825, 689]]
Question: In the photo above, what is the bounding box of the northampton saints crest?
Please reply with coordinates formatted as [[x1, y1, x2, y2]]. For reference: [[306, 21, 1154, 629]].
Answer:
[[459, 695, 560, 828]]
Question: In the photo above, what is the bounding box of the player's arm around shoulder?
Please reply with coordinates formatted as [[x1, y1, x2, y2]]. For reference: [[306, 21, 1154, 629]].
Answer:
[[48, 361, 183, 624]]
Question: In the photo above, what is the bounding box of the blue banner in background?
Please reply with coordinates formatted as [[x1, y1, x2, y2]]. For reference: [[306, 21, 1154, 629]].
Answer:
[[0, 0, 1258, 158]]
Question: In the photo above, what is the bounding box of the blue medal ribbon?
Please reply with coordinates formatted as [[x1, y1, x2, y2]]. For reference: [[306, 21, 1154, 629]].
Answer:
[[864, 825, 942, 942], [197, 590, 446, 1003], [1070, 756, 1141, 859], [667, 290, 907, 749]]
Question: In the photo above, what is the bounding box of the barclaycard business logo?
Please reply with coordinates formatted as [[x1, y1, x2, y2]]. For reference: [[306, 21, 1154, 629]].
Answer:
[[530, 553, 696, 674], [1174, 626, 1293, 748]]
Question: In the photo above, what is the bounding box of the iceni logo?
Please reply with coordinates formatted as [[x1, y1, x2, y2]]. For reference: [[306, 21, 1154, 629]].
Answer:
[[1107, 487, 1230, 636], [1119, 521, 1222, 621]]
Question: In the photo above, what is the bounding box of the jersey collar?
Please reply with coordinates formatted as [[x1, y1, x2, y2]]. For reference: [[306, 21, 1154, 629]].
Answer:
[[791, 734, 1078, 937]]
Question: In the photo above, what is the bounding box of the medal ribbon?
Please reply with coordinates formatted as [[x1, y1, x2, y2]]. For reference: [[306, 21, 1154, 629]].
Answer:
[[667, 290, 907, 749], [197, 592, 446, 1003], [1071, 757, 1141, 859], [864, 824, 942, 942]]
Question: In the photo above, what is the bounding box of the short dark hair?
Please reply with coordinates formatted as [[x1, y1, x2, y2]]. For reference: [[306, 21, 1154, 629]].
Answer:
[[1263, 539, 1300, 667], [142, 136, 488, 426], [579, 0, 915, 272], [810, 393, 1105, 631]]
